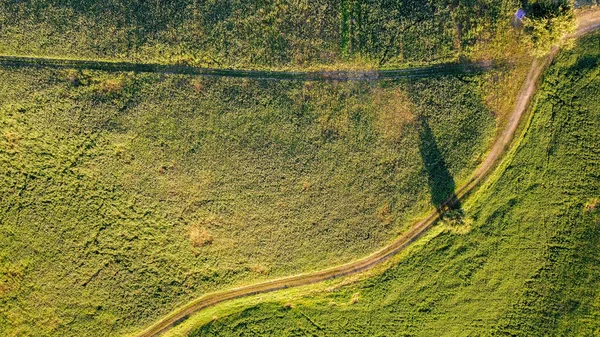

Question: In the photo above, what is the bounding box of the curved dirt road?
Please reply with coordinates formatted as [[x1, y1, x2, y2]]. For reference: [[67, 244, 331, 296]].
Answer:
[[134, 11, 600, 337]]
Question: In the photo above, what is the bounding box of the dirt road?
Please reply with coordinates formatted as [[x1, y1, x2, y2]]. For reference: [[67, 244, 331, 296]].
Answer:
[[130, 11, 600, 337]]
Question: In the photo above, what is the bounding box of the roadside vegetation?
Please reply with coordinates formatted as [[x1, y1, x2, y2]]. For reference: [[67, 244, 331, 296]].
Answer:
[[521, 0, 576, 56], [0, 0, 530, 70], [0, 66, 500, 336], [181, 31, 600, 337]]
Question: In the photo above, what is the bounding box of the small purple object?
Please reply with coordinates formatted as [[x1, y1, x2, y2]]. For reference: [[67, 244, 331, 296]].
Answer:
[[516, 9, 526, 20]]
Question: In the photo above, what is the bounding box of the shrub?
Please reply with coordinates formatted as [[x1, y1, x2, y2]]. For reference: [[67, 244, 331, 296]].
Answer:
[[522, 0, 576, 57]]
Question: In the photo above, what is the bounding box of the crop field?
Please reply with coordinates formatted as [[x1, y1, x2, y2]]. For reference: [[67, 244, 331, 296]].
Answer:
[[0, 0, 517, 70], [0, 64, 505, 336], [181, 31, 600, 337]]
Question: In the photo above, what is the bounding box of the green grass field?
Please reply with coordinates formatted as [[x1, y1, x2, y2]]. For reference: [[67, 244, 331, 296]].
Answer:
[[181, 31, 600, 337], [1, 1, 592, 336], [0, 64, 502, 336], [0, 0, 518, 70]]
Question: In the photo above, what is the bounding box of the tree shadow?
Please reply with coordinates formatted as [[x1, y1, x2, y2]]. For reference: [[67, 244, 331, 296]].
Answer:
[[418, 117, 461, 213], [569, 55, 598, 72]]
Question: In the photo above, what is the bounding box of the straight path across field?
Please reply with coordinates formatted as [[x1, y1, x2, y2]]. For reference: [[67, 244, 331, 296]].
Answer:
[[0, 55, 491, 81]]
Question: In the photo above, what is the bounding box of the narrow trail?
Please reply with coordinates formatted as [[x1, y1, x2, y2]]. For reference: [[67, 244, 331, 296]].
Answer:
[[131, 12, 600, 337], [0, 55, 490, 81]]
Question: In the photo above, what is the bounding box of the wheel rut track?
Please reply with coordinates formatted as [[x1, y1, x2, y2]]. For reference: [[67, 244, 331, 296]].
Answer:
[[0, 55, 491, 81]]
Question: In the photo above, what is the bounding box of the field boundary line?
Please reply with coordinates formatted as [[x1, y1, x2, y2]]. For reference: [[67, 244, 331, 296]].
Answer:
[[0, 55, 491, 81]]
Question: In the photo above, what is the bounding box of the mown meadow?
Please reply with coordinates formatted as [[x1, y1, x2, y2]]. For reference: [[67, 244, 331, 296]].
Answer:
[[184, 31, 600, 337], [0, 0, 520, 70], [0, 64, 502, 336]]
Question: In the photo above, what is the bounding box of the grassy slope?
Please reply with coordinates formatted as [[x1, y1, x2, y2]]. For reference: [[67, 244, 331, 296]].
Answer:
[[0, 0, 516, 70], [187, 32, 600, 337], [0, 67, 498, 336]]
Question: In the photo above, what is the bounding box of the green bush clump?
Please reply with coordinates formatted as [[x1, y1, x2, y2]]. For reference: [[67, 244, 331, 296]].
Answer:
[[522, 0, 576, 56]]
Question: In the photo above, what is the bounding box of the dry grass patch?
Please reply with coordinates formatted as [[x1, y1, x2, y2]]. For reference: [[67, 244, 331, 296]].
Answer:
[[65, 70, 81, 86], [350, 292, 360, 305], [190, 79, 203, 93], [3, 131, 20, 153], [248, 264, 270, 275], [376, 202, 392, 225], [480, 61, 531, 128], [301, 179, 311, 192], [188, 224, 213, 248], [0, 264, 24, 296], [471, 21, 533, 128], [97, 77, 125, 94], [584, 198, 599, 213], [372, 88, 416, 142]]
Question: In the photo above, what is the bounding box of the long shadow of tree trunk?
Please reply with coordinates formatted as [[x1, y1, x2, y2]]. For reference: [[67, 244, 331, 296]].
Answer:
[[418, 117, 461, 213]]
